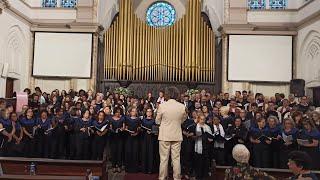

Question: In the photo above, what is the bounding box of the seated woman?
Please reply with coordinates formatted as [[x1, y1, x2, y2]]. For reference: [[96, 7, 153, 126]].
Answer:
[[224, 144, 275, 180]]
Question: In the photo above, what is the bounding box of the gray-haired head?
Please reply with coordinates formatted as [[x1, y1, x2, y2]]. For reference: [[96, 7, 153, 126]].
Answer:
[[232, 144, 250, 163]]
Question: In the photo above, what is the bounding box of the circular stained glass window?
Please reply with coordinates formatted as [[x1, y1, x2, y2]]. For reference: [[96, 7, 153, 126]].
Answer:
[[146, 2, 176, 27]]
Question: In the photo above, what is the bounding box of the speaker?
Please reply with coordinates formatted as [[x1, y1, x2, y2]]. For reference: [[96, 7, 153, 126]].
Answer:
[[290, 79, 305, 97]]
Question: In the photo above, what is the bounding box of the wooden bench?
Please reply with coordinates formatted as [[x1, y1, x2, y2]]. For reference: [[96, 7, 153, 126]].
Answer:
[[0, 157, 107, 180], [214, 166, 320, 179]]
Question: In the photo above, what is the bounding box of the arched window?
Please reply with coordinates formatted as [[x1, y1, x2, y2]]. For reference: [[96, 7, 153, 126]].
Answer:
[[248, 0, 266, 9], [269, 0, 287, 9], [42, 0, 57, 8], [61, 0, 77, 8], [146, 2, 176, 27]]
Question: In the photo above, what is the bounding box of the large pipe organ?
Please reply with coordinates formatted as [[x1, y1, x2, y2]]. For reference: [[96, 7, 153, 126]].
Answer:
[[103, 0, 215, 83]]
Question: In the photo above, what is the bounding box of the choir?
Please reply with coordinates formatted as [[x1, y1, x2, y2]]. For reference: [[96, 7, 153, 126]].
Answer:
[[0, 88, 320, 179]]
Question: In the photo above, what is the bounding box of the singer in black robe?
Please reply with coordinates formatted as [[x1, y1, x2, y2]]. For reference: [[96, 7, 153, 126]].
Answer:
[[224, 117, 248, 165], [109, 107, 125, 172], [74, 110, 93, 160], [91, 111, 108, 160], [181, 112, 197, 178], [124, 108, 141, 173], [141, 108, 157, 174], [65, 108, 79, 160]]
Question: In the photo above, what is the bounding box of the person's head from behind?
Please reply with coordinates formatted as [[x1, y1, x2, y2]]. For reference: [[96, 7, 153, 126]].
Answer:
[[232, 144, 250, 164], [165, 87, 179, 100], [288, 151, 312, 175]]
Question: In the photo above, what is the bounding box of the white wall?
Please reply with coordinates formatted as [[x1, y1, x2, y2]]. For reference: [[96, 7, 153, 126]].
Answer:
[[296, 19, 320, 92], [0, 10, 32, 98]]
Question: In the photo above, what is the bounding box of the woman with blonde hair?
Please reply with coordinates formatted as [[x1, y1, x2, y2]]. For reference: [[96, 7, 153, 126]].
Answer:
[[279, 117, 298, 168]]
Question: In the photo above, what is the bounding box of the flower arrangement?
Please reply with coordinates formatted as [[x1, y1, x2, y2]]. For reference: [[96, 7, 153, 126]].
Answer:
[[186, 89, 199, 96], [114, 87, 132, 96]]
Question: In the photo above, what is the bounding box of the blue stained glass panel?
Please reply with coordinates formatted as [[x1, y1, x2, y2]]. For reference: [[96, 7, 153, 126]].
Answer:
[[270, 0, 287, 9], [146, 2, 176, 27], [248, 0, 266, 9], [61, 0, 77, 8], [42, 0, 57, 8]]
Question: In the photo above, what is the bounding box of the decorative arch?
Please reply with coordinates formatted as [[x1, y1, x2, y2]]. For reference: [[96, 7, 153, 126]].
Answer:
[[2, 25, 26, 77], [299, 30, 320, 86]]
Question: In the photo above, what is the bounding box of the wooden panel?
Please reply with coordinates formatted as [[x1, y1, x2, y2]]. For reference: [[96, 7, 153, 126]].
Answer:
[[0, 157, 107, 180], [5, 78, 14, 98]]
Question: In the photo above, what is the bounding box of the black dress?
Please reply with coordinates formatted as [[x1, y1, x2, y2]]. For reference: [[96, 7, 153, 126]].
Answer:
[[20, 117, 37, 157], [74, 118, 93, 160], [109, 117, 125, 168], [65, 116, 79, 159], [35, 118, 51, 158], [268, 125, 282, 168], [11, 122, 24, 157], [181, 118, 196, 176], [249, 127, 271, 168], [224, 125, 248, 165], [141, 118, 157, 173], [297, 129, 320, 170], [124, 117, 140, 173], [279, 128, 298, 169], [91, 119, 109, 160], [50, 116, 67, 159]]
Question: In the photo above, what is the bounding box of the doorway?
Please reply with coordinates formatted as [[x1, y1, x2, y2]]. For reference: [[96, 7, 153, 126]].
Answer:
[[5, 78, 14, 98]]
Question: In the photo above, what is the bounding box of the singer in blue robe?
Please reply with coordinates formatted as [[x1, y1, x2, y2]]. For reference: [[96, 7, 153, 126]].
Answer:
[[35, 110, 51, 158], [279, 118, 298, 169], [249, 118, 271, 168], [297, 119, 320, 170], [0, 112, 15, 157], [21, 108, 37, 158]]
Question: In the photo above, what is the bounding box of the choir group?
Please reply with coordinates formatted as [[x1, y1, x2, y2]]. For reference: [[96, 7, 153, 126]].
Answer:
[[0, 88, 320, 178]]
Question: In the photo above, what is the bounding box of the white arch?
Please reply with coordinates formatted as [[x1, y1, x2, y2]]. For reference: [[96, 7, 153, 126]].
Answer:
[[298, 30, 320, 87], [1, 25, 26, 76]]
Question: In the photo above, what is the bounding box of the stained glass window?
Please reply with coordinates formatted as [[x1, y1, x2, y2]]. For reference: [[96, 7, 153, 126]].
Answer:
[[61, 0, 77, 8], [270, 0, 287, 9], [42, 0, 57, 8], [146, 2, 176, 27], [248, 0, 266, 9]]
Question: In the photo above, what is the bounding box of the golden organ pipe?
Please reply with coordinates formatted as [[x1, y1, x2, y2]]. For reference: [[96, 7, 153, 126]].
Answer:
[[104, 0, 215, 83]]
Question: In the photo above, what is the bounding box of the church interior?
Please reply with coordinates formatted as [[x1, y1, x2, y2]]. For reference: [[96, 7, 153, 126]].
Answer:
[[0, 0, 320, 179]]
